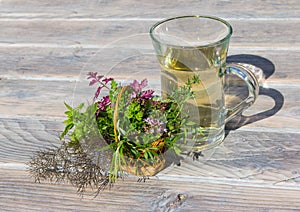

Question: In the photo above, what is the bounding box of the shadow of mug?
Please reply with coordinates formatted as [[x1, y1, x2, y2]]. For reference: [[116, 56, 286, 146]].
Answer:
[[225, 54, 284, 131]]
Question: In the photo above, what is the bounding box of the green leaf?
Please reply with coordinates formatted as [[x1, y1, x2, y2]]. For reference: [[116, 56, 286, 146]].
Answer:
[[64, 102, 73, 111], [77, 102, 84, 110], [64, 111, 72, 117], [60, 123, 74, 140], [63, 119, 71, 125], [136, 111, 143, 121], [144, 151, 149, 160]]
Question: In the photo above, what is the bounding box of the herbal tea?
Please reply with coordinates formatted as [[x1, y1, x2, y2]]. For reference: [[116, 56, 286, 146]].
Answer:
[[150, 16, 259, 151], [159, 47, 226, 149]]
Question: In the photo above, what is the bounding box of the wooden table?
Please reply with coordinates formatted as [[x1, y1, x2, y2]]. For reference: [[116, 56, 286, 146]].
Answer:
[[0, 1, 299, 211]]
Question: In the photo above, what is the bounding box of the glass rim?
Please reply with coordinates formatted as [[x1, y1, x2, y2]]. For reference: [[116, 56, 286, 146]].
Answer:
[[149, 15, 233, 48]]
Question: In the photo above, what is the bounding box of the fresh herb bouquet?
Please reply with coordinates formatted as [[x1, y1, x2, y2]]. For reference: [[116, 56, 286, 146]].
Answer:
[[29, 71, 202, 194]]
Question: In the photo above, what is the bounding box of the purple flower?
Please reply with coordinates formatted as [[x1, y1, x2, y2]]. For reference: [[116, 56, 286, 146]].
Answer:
[[129, 79, 154, 100], [102, 77, 113, 84], [140, 90, 154, 100], [87, 72, 97, 80], [88, 73, 115, 100], [130, 92, 137, 99], [94, 86, 102, 100], [144, 117, 167, 134], [130, 79, 148, 93], [87, 72, 104, 86], [98, 95, 111, 112]]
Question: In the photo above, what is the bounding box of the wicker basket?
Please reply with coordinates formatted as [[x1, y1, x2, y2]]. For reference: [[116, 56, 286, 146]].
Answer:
[[121, 153, 166, 176], [112, 86, 167, 176]]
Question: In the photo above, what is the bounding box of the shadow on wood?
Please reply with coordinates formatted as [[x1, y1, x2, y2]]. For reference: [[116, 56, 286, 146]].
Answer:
[[225, 54, 284, 131]]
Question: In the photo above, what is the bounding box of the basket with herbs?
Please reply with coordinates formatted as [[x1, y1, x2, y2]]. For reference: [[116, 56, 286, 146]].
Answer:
[[29, 71, 202, 194]]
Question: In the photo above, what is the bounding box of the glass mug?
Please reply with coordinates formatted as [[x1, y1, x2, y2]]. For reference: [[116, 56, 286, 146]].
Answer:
[[150, 16, 259, 151]]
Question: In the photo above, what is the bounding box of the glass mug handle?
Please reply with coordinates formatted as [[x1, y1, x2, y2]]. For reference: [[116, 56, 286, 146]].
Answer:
[[224, 63, 260, 123]]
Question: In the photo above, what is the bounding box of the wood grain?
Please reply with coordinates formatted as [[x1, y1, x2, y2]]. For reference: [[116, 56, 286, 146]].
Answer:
[[0, 0, 298, 19], [160, 130, 300, 187], [0, 0, 299, 210], [0, 118, 61, 163], [0, 79, 298, 131], [0, 20, 298, 48], [1, 169, 300, 211], [0, 117, 299, 188], [0, 47, 299, 83]]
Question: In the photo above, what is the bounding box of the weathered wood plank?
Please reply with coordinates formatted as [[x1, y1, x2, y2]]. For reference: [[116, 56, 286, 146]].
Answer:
[[0, 0, 298, 210], [0, 79, 75, 118], [0, 118, 61, 163], [0, 20, 298, 48], [0, 0, 299, 19], [0, 47, 299, 83], [0, 117, 299, 187], [1, 169, 300, 211], [160, 129, 300, 187], [0, 79, 298, 130]]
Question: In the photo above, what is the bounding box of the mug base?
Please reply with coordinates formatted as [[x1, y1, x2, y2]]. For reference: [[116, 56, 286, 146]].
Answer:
[[181, 128, 225, 153]]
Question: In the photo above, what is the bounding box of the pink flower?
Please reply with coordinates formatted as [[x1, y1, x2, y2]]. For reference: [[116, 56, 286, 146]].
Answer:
[[140, 90, 154, 100], [87, 72, 115, 100], [87, 72, 104, 86], [102, 77, 113, 84], [94, 86, 102, 100], [144, 117, 167, 134], [130, 79, 148, 93], [87, 72, 97, 80], [98, 95, 111, 112]]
